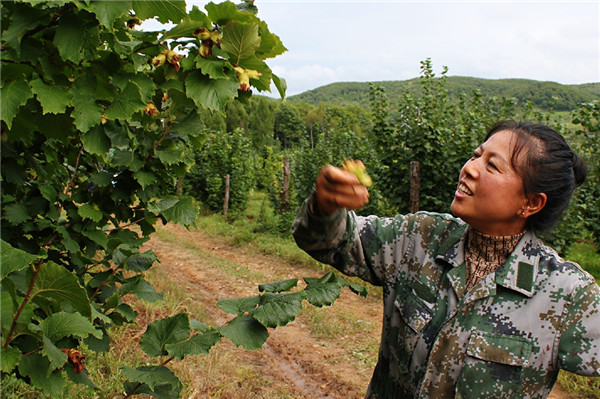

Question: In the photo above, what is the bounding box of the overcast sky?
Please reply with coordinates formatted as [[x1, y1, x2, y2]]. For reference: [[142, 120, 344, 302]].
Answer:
[[184, 1, 600, 97]]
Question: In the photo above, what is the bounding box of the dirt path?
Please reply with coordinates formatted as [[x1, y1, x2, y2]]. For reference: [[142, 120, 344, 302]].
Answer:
[[142, 223, 570, 398]]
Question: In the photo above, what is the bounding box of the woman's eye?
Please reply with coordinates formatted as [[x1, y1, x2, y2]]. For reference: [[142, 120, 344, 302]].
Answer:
[[472, 151, 481, 159], [488, 161, 498, 170]]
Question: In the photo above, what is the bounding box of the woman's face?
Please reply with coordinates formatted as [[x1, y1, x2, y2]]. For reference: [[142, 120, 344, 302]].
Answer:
[[451, 129, 529, 236]]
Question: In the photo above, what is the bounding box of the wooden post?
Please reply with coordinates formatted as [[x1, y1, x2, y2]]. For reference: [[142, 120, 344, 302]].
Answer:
[[223, 174, 230, 218], [410, 161, 420, 213], [280, 156, 290, 211]]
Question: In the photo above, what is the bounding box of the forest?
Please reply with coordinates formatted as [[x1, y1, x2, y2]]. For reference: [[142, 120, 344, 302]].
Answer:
[[1, 1, 598, 397]]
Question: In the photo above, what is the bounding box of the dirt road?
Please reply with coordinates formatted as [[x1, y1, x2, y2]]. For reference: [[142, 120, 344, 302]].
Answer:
[[142, 223, 571, 398]]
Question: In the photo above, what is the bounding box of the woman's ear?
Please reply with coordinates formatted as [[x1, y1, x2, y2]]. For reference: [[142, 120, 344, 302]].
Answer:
[[521, 193, 547, 218]]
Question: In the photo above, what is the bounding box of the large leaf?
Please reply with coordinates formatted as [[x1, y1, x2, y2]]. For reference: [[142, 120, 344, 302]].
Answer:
[[3, 203, 30, 224], [30, 79, 72, 114], [219, 314, 268, 350], [1, 79, 33, 129], [18, 354, 66, 397], [85, 1, 132, 30], [124, 251, 157, 272], [150, 196, 198, 226], [53, 12, 92, 64], [31, 261, 91, 318], [303, 273, 343, 307], [256, 20, 287, 59], [1, 5, 49, 50], [185, 70, 239, 113], [71, 74, 103, 132], [252, 292, 304, 328], [258, 278, 298, 293], [38, 311, 102, 341], [165, 329, 221, 359], [140, 313, 190, 357], [119, 275, 163, 302], [82, 125, 111, 156], [123, 366, 182, 399], [132, 0, 186, 24], [0, 239, 39, 279], [77, 203, 103, 222], [217, 295, 260, 315], [104, 81, 146, 120], [221, 21, 260, 64], [42, 335, 67, 372], [1, 346, 22, 373]]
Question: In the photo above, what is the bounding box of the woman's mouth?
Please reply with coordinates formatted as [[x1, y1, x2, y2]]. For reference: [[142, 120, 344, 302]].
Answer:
[[456, 182, 473, 196]]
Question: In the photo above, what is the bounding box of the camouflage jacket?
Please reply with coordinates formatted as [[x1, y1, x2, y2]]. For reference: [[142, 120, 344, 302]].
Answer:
[[291, 198, 600, 398]]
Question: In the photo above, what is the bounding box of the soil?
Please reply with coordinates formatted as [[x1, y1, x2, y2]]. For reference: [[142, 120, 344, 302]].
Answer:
[[141, 222, 571, 399]]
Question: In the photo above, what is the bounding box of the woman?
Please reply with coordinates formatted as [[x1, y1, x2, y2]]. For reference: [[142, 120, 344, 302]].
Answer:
[[292, 121, 600, 398]]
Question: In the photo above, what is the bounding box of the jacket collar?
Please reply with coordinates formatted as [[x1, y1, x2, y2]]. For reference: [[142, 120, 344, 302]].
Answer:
[[436, 226, 541, 297]]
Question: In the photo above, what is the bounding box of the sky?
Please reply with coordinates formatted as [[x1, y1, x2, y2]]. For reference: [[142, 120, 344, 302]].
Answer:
[[183, 1, 600, 97]]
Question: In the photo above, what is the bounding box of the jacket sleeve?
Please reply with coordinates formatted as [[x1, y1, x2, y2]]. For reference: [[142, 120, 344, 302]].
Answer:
[[291, 195, 388, 286], [557, 280, 600, 375]]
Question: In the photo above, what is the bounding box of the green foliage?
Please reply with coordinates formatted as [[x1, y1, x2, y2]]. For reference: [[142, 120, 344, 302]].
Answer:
[[291, 77, 600, 112], [184, 128, 255, 218], [0, 0, 286, 396]]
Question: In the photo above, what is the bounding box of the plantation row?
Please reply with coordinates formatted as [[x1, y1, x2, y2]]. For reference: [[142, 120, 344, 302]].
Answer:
[[185, 61, 600, 260]]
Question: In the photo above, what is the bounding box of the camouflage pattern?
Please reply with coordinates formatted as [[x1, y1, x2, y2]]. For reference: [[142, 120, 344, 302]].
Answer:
[[291, 197, 600, 398]]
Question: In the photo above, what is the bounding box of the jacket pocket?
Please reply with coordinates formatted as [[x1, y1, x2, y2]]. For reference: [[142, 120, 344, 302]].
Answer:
[[391, 290, 434, 374], [456, 330, 533, 398]]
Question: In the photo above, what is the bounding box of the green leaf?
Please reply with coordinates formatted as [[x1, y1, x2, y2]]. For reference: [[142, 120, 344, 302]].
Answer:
[[39, 183, 58, 202], [165, 329, 221, 359], [53, 12, 91, 64], [185, 70, 239, 113], [140, 313, 190, 357], [133, 170, 156, 190], [85, 1, 132, 29], [206, 1, 253, 25], [194, 56, 229, 80], [190, 319, 209, 332], [258, 278, 298, 293], [71, 74, 103, 132], [257, 20, 287, 59], [82, 229, 109, 250], [1, 79, 33, 129], [18, 354, 66, 397], [303, 273, 343, 307], [123, 365, 182, 398], [39, 311, 102, 341], [219, 314, 268, 350], [217, 295, 260, 315], [272, 74, 287, 99], [124, 251, 157, 272], [78, 203, 103, 222], [119, 275, 163, 302], [42, 335, 68, 372], [252, 293, 303, 328], [1, 291, 14, 333], [3, 203, 30, 224], [1, 5, 48, 50], [156, 145, 184, 165], [1, 346, 22, 373], [162, 16, 211, 40], [221, 21, 260, 64], [132, 0, 187, 24], [82, 125, 111, 156], [104, 82, 145, 120], [31, 79, 72, 115], [0, 239, 39, 279], [150, 196, 198, 226], [31, 261, 92, 318]]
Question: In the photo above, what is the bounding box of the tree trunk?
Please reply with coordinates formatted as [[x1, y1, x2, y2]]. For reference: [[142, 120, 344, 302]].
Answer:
[[223, 174, 230, 218], [280, 157, 290, 211], [410, 161, 420, 213]]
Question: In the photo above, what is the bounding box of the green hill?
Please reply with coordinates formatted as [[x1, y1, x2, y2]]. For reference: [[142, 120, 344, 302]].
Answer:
[[289, 77, 600, 111]]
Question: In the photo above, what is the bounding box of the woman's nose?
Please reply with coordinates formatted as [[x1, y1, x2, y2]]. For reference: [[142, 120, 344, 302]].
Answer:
[[462, 158, 479, 179]]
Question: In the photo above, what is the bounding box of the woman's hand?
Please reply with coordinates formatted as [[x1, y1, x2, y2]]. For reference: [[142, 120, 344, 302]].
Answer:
[[314, 162, 370, 215]]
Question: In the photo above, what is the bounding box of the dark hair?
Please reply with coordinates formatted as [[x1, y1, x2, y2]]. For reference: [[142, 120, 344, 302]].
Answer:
[[485, 120, 587, 232]]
